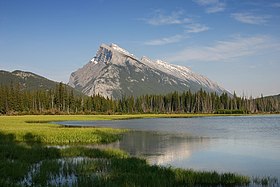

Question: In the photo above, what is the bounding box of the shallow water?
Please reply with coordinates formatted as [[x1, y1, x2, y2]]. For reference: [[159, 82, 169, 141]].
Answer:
[[58, 115, 280, 178]]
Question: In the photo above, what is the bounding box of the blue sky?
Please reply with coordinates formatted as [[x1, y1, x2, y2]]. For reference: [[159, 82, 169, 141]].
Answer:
[[0, 0, 279, 97]]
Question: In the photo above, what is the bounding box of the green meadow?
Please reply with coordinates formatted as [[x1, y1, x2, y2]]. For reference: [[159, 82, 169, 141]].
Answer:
[[0, 114, 273, 186], [0, 114, 237, 144], [0, 115, 128, 144]]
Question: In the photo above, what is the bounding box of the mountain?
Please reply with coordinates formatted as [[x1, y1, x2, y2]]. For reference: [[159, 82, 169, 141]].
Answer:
[[258, 94, 280, 100], [69, 43, 229, 99], [0, 70, 60, 90], [0, 70, 82, 95]]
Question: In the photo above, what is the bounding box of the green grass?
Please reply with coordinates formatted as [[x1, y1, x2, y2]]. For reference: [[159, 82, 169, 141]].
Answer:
[[0, 114, 244, 144], [0, 115, 129, 144], [0, 132, 252, 187], [0, 114, 277, 186]]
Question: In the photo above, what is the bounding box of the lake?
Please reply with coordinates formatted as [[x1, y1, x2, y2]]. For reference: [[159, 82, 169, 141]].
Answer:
[[58, 115, 280, 178]]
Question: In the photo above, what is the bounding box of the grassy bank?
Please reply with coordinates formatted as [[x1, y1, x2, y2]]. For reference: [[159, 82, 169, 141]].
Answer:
[[0, 114, 243, 144], [0, 114, 276, 186], [0, 132, 251, 186], [0, 115, 128, 144]]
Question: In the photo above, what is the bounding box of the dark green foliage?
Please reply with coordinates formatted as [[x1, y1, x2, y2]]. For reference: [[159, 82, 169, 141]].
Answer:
[[173, 169, 250, 186], [0, 82, 85, 114], [0, 70, 57, 91], [0, 82, 279, 115]]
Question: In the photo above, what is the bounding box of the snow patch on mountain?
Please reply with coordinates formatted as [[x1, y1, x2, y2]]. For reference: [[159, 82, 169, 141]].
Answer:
[[68, 43, 229, 99], [110, 43, 135, 57], [141, 56, 221, 90]]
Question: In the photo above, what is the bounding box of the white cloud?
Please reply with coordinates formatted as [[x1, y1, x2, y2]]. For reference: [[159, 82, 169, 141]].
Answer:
[[185, 23, 209, 33], [144, 35, 186, 46], [206, 3, 225, 13], [193, 0, 225, 13], [167, 35, 278, 62], [231, 13, 270, 25], [144, 10, 191, 26], [271, 2, 280, 8], [142, 10, 209, 46]]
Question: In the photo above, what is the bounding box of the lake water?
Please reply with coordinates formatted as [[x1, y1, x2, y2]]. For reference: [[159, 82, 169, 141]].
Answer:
[[58, 115, 280, 178]]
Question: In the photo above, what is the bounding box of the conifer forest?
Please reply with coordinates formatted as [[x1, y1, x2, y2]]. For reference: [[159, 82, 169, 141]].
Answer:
[[1, 83, 279, 115]]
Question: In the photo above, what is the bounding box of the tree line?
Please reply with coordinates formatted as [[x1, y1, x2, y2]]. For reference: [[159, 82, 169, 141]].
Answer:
[[0, 82, 279, 115]]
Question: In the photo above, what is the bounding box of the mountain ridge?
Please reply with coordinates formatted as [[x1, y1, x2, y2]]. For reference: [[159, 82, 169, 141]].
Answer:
[[0, 70, 58, 90], [0, 70, 83, 95], [69, 43, 230, 99]]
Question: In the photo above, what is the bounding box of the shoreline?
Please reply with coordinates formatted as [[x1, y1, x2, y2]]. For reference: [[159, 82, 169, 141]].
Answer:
[[0, 115, 278, 186]]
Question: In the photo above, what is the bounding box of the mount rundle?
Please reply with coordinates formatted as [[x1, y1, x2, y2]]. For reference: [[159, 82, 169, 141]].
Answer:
[[69, 43, 228, 99]]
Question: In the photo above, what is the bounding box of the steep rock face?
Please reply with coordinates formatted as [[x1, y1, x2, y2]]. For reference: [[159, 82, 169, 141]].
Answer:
[[69, 43, 229, 99]]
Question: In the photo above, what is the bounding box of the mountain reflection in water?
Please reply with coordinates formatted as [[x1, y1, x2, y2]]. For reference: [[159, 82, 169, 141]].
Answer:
[[91, 131, 210, 165], [58, 116, 280, 178]]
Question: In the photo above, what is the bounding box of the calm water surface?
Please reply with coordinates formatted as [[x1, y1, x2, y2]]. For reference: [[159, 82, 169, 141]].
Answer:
[[58, 115, 280, 178]]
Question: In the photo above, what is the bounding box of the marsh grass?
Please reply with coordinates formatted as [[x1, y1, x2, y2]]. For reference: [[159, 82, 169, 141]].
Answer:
[[0, 115, 129, 144], [252, 176, 279, 186], [0, 115, 277, 186], [0, 130, 255, 187], [0, 114, 240, 145]]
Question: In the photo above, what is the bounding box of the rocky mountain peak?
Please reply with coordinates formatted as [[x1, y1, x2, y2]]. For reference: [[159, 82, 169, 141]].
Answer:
[[110, 43, 134, 57], [68, 43, 229, 99]]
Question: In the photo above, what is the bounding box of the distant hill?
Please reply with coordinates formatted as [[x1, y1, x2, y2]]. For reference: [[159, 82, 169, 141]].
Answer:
[[264, 94, 280, 99], [0, 70, 83, 95], [254, 94, 280, 100], [260, 94, 280, 103], [0, 70, 59, 90], [252, 94, 280, 113]]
